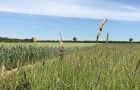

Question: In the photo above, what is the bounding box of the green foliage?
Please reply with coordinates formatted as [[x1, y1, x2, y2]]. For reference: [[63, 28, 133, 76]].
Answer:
[[0, 43, 93, 69], [0, 37, 31, 42], [0, 43, 58, 69], [0, 43, 140, 90], [129, 38, 133, 42], [73, 37, 77, 42]]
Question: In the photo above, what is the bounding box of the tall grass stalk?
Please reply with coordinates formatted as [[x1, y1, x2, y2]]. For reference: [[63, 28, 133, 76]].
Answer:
[[96, 18, 108, 45], [59, 33, 64, 60], [106, 33, 109, 48]]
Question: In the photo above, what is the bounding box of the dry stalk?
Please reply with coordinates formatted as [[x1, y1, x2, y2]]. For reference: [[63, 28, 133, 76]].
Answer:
[[1, 65, 18, 77], [136, 59, 140, 71], [106, 33, 109, 44], [55, 78, 60, 90], [94, 72, 101, 88], [59, 32, 64, 60], [76, 56, 81, 69], [96, 18, 108, 44]]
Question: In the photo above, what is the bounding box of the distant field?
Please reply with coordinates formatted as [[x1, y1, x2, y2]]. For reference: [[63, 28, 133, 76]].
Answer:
[[0, 42, 95, 47], [0, 43, 140, 90], [0, 42, 95, 69]]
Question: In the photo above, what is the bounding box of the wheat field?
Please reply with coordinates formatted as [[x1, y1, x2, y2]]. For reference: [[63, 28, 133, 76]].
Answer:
[[0, 43, 140, 90]]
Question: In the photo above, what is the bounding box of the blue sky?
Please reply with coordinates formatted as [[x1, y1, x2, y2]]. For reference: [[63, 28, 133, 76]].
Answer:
[[0, 0, 140, 41]]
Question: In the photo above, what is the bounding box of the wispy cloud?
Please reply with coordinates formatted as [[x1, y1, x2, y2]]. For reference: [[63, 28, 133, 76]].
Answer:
[[0, 0, 140, 21], [31, 25, 40, 29]]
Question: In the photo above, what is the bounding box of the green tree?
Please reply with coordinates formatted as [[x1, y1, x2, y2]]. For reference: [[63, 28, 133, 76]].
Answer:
[[129, 38, 133, 42], [73, 37, 77, 42]]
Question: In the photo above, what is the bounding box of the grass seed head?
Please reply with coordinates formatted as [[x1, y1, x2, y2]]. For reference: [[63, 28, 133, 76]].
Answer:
[[96, 18, 108, 44]]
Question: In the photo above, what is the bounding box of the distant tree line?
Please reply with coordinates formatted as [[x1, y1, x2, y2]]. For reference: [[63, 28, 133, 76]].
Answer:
[[38, 40, 140, 43], [0, 37, 31, 42], [0, 37, 139, 43]]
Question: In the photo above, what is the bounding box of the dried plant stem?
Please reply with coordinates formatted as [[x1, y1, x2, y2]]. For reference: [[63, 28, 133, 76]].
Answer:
[[59, 32, 64, 60], [96, 18, 108, 45], [136, 59, 140, 70]]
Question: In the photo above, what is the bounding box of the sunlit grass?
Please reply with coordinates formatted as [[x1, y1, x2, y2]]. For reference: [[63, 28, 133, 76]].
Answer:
[[0, 43, 140, 90]]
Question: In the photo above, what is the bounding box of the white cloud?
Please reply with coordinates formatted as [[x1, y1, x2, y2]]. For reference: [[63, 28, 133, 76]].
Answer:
[[0, 0, 140, 21]]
